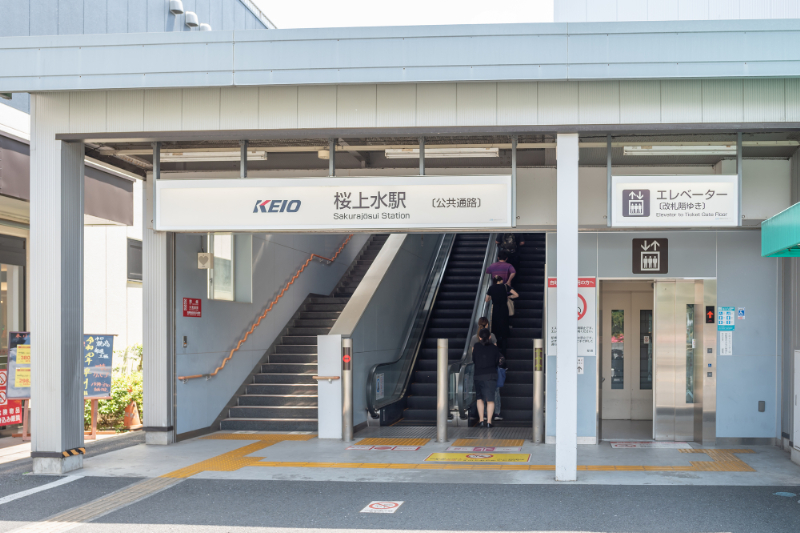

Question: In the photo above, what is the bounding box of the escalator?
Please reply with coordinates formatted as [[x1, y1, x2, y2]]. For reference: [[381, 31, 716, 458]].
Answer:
[[398, 234, 491, 424]]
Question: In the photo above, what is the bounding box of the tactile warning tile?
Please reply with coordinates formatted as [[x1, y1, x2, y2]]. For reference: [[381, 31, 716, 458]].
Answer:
[[452, 438, 524, 447], [679, 448, 756, 472], [355, 438, 430, 446]]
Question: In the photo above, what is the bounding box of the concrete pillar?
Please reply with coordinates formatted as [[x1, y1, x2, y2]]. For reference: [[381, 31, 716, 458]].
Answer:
[[555, 133, 579, 481], [29, 93, 85, 474], [143, 175, 175, 444]]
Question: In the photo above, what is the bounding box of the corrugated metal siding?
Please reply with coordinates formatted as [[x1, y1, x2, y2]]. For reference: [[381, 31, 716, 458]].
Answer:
[[0, 0, 30, 37], [497, 82, 537, 126], [457, 83, 497, 126], [59, 0, 84, 35], [220, 87, 258, 130], [259, 86, 298, 129], [539, 82, 579, 125], [743, 79, 785, 122], [702, 79, 743, 123], [128, 0, 147, 33], [107, 90, 144, 132], [587, 0, 615, 22], [69, 91, 106, 133], [108, 0, 129, 33], [336, 85, 377, 128], [679, 0, 708, 19], [786, 79, 800, 121], [144, 89, 183, 131], [297, 85, 336, 129], [30, 92, 84, 454], [417, 84, 457, 127], [648, 0, 678, 21], [376, 85, 416, 128], [182, 88, 220, 130], [84, 0, 108, 34], [661, 80, 702, 123], [620, 81, 661, 123], [579, 81, 620, 124], [617, 0, 646, 20]]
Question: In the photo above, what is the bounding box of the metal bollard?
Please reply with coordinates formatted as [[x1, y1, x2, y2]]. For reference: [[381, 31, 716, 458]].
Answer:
[[436, 338, 448, 443], [342, 337, 353, 442], [533, 339, 544, 443]]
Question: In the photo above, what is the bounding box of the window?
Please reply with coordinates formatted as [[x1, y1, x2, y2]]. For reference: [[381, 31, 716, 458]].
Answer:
[[127, 239, 142, 281], [611, 310, 624, 390], [208, 233, 235, 301], [686, 304, 695, 403], [639, 310, 653, 390]]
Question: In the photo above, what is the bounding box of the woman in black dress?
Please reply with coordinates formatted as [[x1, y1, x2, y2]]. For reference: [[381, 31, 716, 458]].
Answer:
[[485, 275, 518, 355]]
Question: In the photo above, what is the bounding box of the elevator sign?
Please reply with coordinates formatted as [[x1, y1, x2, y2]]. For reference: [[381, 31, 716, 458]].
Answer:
[[632, 238, 668, 274], [611, 175, 738, 227]]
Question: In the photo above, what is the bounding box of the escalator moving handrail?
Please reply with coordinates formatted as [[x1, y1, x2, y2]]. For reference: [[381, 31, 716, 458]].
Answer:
[[366, 234, 455, 416]]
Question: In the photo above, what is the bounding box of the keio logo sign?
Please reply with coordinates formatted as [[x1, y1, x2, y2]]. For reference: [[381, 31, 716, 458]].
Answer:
[[253, 200, 301, 213]]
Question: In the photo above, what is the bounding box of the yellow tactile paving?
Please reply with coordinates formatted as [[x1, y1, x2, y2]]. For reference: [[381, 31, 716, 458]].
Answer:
[[354, 437, 430, 446], [451, 438, 525, 447], [159, 433, 759, 478]]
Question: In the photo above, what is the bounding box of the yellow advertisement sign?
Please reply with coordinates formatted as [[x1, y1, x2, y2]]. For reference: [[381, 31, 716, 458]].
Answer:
[[15, 367, 30, 388], [17, 345, 30, 364], [425, 452, 530, 463]]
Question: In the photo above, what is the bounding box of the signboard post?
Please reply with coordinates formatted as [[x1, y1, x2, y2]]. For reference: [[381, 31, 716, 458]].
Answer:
[[83, 335, 114, 440], [611, 175, 738, 228]]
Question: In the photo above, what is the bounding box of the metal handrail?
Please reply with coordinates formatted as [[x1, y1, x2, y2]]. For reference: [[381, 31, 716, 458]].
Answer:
[[366, 234, 455, 417], [178, 234, 354, 382], [452, 233, 498, 415]]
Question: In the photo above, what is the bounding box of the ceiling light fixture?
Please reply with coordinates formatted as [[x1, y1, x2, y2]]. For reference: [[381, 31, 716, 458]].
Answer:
[[623, 145, 736, 156], [161, 151, 267, 162], [384, 147, 499, 159]]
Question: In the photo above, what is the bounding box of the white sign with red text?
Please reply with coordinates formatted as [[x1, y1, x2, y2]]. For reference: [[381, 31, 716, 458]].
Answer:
[[155, 176, 512, 231], [546, 278, 596, 357]]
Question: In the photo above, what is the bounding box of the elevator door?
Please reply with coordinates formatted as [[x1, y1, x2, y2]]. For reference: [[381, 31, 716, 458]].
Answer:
[[601, 282, 654, 421], [653, 280, 716, 442]]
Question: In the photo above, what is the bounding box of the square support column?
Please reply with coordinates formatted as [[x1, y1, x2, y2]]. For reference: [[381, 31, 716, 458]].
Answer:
[[143, 176, 175, 445], [555, 133, 579, 481], [30, 94, 85, 474]]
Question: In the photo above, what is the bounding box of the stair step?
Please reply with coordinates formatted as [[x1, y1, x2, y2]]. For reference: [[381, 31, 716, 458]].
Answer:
[[230, 406, 317, 419], [220, 418, 317, 431], [253, 373, 317, 384], [270, 354, 317, 364], [246, 384, 318, 395], [282, 336, 318, 345], [238, 394, 318, 407], [275, 344, 317, 354], [261, 363, 317, 374]]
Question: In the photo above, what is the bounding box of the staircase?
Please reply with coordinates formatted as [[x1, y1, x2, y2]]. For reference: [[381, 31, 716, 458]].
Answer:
[[220, 234, 389, 431], [498, 233, 546, 425], [399, 234, 491, 424]]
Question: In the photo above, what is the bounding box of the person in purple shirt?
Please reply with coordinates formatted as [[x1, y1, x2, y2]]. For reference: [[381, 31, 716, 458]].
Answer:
[[486, 251, 516, 286]]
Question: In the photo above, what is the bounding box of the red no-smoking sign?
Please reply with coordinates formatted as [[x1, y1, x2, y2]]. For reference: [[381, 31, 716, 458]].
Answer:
[[361, 501, 404, 514]]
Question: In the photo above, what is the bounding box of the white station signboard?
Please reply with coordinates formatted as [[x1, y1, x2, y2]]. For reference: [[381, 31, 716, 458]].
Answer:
[[155, 175, 512, 231], [611, 175, 738, 228]]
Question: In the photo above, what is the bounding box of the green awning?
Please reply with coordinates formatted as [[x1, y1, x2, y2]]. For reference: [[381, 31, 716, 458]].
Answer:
[[762, 202, 800, 257]]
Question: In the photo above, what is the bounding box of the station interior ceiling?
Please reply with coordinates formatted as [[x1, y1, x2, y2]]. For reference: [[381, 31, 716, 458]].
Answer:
[[85, 132, 800, 179]]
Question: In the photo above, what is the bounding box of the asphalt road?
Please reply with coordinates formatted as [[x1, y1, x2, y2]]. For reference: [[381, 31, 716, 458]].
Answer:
[[1, 476, 800, 533]]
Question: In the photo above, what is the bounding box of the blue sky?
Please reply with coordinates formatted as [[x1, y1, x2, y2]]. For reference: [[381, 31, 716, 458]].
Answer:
[[253, 0, 554, 29]]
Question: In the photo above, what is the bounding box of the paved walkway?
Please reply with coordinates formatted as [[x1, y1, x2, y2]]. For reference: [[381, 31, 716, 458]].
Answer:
[[75, 431, 800, 486]]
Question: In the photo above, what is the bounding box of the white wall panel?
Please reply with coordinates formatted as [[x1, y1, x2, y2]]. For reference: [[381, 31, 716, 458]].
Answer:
[[555, 0, 587, 22], [457, 83, 497, 126], [259, 86, 298, 130], [416, 84, 457, 127], [743, 79, 785, 122], [616, 0, 647, 20], [786, 79, 800, 122], [144, 89, 182, 131], [376, 84, 416, 127], [661, 80, 702, 123], [107, 90, 144, 133], [578, 81, 620, 124], [539, 82, 579, 125], [679, 0, 709, 19], [336, 85, 377, 128], [297, 85, 336, 129], [709, 0, 740, 19], [182, 88, 220, 131], [220, 87, 259, 130], [497, 82, 538, 126], [620, 81, 661, 123], [702, 80, 743, 123], [587, 0, 617, 21], [69, 91, 106, 134], [648, 0, 678, 20]]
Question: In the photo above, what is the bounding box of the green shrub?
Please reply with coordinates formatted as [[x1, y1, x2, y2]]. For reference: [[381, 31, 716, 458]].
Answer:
[[84, 370, 143, 430]]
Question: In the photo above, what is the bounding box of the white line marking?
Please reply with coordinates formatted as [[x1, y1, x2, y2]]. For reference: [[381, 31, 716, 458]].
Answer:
[[0, 476, 80, 506]]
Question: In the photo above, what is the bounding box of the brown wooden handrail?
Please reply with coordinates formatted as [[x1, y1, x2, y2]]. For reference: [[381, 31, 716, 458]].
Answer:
[[179, 235, 354, 382]]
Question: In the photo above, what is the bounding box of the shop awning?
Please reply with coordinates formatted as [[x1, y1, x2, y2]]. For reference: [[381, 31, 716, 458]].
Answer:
[[762, 202, 800, 257]]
